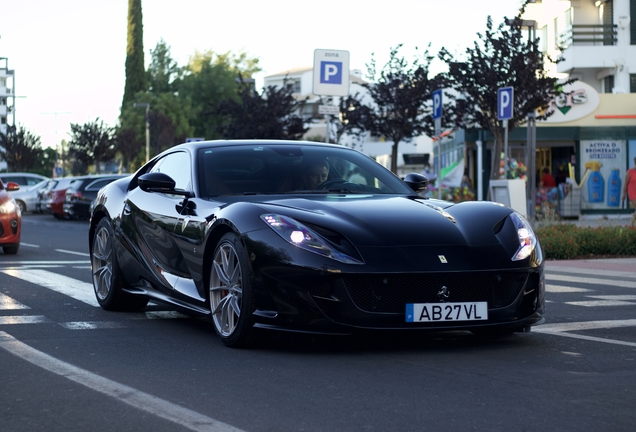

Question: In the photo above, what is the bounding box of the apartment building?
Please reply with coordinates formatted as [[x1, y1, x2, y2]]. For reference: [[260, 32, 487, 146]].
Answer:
[[0, 57, 14, 137]]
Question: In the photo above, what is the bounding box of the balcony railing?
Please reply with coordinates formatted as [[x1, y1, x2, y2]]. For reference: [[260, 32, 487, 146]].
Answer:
[[558, 24, 617, 48]]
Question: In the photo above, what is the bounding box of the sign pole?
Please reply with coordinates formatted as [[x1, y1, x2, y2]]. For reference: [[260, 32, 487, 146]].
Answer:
[[432, 89, 443, 199], [503, 119, 508, 179]]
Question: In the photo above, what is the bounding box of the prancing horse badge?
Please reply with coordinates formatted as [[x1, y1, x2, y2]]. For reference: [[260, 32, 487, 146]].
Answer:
[[438, 255, 448, 263]]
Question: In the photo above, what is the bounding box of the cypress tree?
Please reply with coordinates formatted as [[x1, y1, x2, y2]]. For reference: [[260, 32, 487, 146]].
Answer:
[[121, 0, 146, 111]]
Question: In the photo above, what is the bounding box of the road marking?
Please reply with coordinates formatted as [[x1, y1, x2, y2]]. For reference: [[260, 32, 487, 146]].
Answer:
[[535, 319, 636, 333], [565, 300, 636, 307], [546, 274, 636, 289], [1, 269, 98, 307], [0, 260, 90, 266], [60, 321, 127, 330], [55, 249, 91, 257], [588, 295, 636, 301], [0, 293, 30, 310], [546, 285, 592, 293], [20, 242, 40, 248], [534, 319, 636, 348], [0, 316, 49, 325], [0, 331, 245, 432]]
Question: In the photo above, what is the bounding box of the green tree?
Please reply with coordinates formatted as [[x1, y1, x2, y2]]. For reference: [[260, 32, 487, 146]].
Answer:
[[33, 147, 57, 177], [67, 119, 117, 174], [177, 50, 261, 140], [147, 38, 180, 96], [121, 0, 146, 110], [339, 45, 450, 173], [116, 127, 144, 173], [215, 79, 308, 140], [438, 3, 572, 181], [0, 125, 43, 172]]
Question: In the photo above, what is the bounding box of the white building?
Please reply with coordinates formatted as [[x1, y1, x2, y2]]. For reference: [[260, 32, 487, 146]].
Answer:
[[262, 66, 433, 174], [525, 0, 635, 93], [0, 57, 15, 171]]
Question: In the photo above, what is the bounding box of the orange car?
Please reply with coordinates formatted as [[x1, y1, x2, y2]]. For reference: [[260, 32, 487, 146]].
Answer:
[[0, 180, 21, 254]]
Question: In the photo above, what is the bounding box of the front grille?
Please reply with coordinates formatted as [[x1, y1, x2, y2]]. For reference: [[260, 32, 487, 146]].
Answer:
[[343, 272, 529, 313]]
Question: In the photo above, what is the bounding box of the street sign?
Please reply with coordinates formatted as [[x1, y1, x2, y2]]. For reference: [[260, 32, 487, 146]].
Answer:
[[497, 87, 514, 120], [318, 105, 340, 115], [313, 49, 350, 96], [432, 89, 443, 120]]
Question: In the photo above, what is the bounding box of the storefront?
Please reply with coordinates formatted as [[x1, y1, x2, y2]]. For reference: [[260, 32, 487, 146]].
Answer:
[[462, 81, 636, 217]]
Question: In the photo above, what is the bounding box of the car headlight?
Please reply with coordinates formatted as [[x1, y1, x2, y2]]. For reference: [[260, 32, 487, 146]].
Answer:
[[510, 212, 537, 261], [0, 199, 17, 214], [261, 214, 363, 264]]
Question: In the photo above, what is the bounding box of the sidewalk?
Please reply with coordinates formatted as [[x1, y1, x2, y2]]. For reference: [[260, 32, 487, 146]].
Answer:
[[545, 257, 636, 273], [558, 213, 634, 228]]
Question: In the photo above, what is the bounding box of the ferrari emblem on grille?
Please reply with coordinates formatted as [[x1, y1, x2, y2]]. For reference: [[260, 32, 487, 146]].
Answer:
[[438, 255, 448, 263], [437, 286, 450, 302]]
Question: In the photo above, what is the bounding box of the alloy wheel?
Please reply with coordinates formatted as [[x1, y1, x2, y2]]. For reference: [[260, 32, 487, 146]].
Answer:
[[210, 242, 243, 337]]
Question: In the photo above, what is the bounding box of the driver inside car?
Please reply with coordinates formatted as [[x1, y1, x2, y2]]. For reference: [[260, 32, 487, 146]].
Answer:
[[302, 159, 329, 190]]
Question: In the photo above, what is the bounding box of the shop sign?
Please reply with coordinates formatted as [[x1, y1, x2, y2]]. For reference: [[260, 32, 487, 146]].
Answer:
[[579, 140, 626, 210], [539, 81, 599, 123]]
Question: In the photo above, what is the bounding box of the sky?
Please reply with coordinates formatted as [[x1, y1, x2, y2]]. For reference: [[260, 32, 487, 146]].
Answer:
[[1, 0, 523, 149]]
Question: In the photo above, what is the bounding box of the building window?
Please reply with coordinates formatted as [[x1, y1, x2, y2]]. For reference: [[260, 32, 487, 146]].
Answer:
[[285, 79, 301, 93], [603, 75, 614, 93], [1, 117, 6, 124], [630, 74, 636, 93], [631, 0, 636, 45]]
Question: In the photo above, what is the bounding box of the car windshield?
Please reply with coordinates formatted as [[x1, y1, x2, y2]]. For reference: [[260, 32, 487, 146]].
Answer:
[[197, 144, 414, 197]]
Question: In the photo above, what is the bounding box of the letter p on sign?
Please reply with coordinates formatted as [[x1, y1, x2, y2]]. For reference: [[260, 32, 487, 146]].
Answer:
[[497, 87, 514, 120]]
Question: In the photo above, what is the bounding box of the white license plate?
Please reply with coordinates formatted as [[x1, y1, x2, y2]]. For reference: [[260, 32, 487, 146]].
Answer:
[[406, 302, 488, 322]]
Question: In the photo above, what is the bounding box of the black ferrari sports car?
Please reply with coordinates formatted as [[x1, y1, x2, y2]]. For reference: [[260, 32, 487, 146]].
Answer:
[[89, 139, 545, 347]]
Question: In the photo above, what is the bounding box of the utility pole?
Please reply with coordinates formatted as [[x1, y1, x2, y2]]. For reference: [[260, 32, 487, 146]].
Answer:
[[41, 111, 72, 177]]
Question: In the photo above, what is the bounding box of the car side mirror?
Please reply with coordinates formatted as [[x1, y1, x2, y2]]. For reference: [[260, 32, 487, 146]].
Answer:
[[138, 172, 193, 197], [403, 173, 428, 193], [5, 182, 20, 192]]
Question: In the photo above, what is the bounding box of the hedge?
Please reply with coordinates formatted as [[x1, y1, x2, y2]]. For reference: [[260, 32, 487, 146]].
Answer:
[[535, 224, 636, 260]]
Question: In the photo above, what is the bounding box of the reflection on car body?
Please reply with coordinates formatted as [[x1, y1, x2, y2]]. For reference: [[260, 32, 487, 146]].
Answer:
[[89, 140, 545, 348]]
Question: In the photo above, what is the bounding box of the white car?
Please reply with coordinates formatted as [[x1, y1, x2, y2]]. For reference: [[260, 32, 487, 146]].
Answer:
[[1, 175, 51, 213]]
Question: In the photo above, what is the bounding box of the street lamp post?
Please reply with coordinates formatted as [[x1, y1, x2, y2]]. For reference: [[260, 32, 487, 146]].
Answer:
[[41, 111, 72, 177], [134, 103, 150, 162]]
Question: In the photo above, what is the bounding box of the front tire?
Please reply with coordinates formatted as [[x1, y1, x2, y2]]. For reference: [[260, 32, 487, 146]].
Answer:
[[209, 233, 256, 348], [3, 245, 19, 255], [91, 218, 148, 311]]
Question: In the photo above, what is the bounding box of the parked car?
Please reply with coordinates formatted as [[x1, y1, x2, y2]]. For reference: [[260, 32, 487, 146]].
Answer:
[[89, 139, 545, 348], [46, 177, 75, 218], [0, 172, 49, 187], [64, 175, 127, 220], [0, 180, 22, 254], [9, 178, 52, 213]]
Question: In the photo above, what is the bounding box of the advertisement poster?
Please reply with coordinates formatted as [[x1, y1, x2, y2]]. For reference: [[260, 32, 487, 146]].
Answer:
[[579, 140, 626, 210]]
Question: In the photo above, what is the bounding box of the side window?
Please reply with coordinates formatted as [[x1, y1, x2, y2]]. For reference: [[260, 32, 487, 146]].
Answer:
[[149, 152, 192, 191], [86, 179, 115, 191]]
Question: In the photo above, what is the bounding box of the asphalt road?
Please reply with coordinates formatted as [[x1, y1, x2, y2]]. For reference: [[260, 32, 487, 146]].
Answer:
[[1, 213, 635, 432]]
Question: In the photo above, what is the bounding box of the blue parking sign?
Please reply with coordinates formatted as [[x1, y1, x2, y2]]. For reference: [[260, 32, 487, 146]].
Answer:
[[432, 89, 443, 119], [497, 87, 514, 120], [320, 61, 343, 85]]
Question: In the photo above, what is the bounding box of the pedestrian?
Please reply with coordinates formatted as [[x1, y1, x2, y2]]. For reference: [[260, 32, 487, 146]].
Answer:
[[622, 156, 636, 226], [540, 167, 556, 188]]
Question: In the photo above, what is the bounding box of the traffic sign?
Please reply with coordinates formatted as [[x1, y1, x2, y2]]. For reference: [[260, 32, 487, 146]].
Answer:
[[432, 89, 443, 120], [497, 87, 514, 120], [318, 105, 340, 115], [313, 49, 350, 96]]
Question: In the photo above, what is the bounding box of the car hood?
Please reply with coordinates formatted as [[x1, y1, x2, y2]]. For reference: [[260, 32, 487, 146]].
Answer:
[[255, 195, 514, 248]]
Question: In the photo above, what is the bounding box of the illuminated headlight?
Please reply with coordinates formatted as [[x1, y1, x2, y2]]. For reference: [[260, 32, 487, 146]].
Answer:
[[510, 212, 537, 261], [261, 214, 362, 264], [0, 199, 17, 214]]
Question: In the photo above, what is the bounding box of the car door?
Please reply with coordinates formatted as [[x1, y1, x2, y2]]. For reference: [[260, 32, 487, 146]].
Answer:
[[120, 151, 195, 296]]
